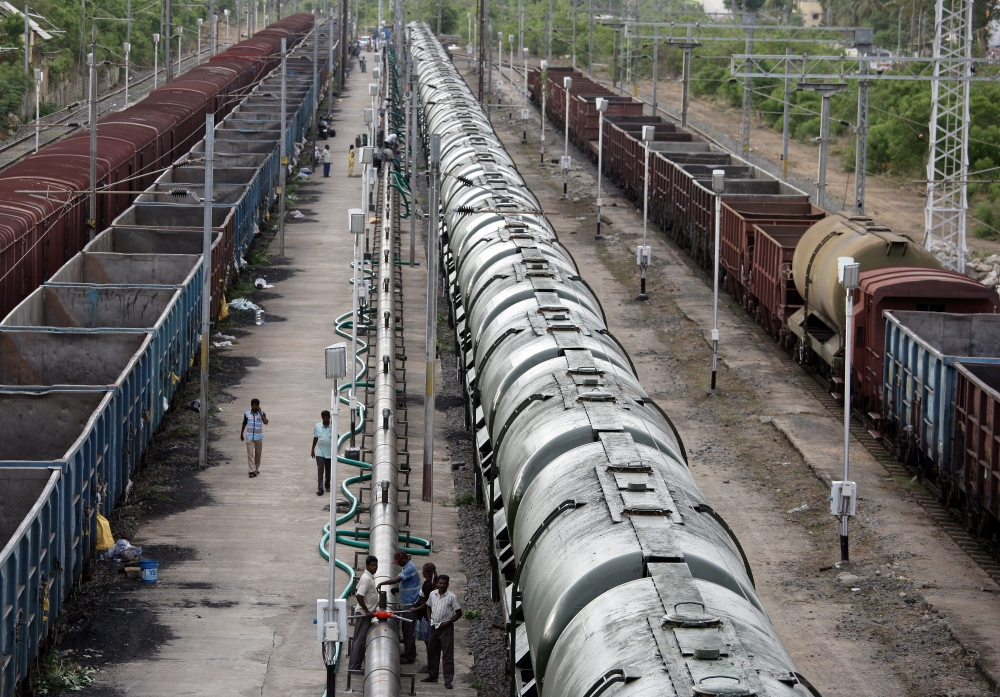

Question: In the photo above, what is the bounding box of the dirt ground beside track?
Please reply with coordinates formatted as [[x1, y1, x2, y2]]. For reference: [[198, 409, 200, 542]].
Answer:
[[469, 62, 1000, 697]]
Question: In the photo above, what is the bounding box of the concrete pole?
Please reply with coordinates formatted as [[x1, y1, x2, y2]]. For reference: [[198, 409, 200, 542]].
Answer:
[[279, 38, 287, 255], [423, 135, 441, 504], [539, 60, 546, 163], [34, 70, 40, 152], [87, 31, 97, 242], [782, 47, 790, 180], [165, 0, 172, 81], [341, 0, 348, 89], [839, 258, 859, 562], [854, 67, 869, 214], [547, 0, 552, 63], [153, 34, 159, 88], [312, 16, 318, 138], [796, 82, 845, 209], [126, 0, 131, 98], [124, 41, 131, 106], [651, 26, 658, 116], [199, 112, 214, 472], [23, 4, 29, 121], [588, 0, 594, 77]]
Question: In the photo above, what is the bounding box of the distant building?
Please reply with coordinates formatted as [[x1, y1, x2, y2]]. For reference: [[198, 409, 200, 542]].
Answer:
[[798, 0, 824, 26]]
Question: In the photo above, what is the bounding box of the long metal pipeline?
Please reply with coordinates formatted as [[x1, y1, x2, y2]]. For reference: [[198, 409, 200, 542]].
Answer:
[[363, 105, 402, 696]]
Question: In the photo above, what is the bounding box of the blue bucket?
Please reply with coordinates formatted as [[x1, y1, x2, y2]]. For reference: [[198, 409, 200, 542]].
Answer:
[[140, 559, 158, 584]]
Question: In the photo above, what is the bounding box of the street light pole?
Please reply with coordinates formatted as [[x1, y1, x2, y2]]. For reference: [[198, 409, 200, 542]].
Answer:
[[423, 135, 441, 504], [637, 124, 653, 301], [710, 169, 724, 390], [835, 257, 860, 561], [539, 59, 546, 164], [521, 46, 528, 143], [595, 96, 607, 239], [33, 68, 42, 152], [322, 341, 347, 696], [588, 0, 594, 77], [87, 30, 97, 242], [199, 112, 214, 473], [176, 25, 183, 74], [197, 18, 203, 62], [279, 37, 287, 255], [122, 42, 131, 107], [561, 76, 571, 199], [153, 33, 160, 88]]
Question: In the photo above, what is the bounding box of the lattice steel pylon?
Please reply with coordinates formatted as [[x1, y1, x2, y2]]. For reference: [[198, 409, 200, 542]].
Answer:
[[924, 0, 974, 272]]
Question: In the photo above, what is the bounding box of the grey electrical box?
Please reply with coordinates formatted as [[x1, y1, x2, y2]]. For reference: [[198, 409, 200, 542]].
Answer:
[[641, 125, 655, 142], [348, 208, 364, 234], [325, 342, 348, 380]]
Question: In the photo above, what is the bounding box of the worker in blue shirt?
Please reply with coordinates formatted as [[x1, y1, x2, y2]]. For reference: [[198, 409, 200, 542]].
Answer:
[[378, 551, 422, 663]]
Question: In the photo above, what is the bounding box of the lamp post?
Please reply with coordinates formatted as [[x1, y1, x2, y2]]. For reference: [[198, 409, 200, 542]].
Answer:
[[321, 340, 348, 697], [595, 96, 607, 239], [636, 124, 653, 301], [521, 46, 528, 143], [710, 169, 725, 390], [33, 68, 42, 152], [349, 208, 364, 445], [539, 59, 547, 165], [153, 33, 160, 88], [224, 8, 230, 46], [423, 135, 442, 504], [834, 257, 860, 561], [197, 18, 203, 62], [561, 75, 572, 199], [199, 112, 214, 475], [176, 25, 183, 73], [123, 42, 131, 106], [497, 30, 503, 96]]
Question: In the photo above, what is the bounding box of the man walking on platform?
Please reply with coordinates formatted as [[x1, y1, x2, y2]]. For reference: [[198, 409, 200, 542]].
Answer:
[[421, 574, 462, 688], [350, 556, 379, 671], [310, 410, 333, 496], [240, 398, 268, 478]]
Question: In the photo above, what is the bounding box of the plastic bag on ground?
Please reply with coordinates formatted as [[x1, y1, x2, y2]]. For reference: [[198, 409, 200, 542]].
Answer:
[[100, 539, 142, 562], [254, 278, 274, 289], [96, 514, 115, 551], [228, 298, 260, 311]]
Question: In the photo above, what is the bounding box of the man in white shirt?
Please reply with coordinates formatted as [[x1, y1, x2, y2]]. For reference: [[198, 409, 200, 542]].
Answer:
[[239, 399, 268, 478], [349, 556, 379, 671], [421, 574, 462, 688], [310, 410, 333, 496]]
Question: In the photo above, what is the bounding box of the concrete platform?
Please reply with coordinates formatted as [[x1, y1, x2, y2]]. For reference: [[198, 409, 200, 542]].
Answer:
[[92, 59, 476, 697]]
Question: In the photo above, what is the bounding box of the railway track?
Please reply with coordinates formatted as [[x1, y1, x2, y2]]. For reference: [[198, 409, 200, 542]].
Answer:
[[0, 44, 225, 171], [487, 57, 1000, 585]]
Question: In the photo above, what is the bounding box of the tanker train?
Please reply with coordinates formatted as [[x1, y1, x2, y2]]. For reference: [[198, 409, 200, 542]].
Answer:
[[412, 23, 822, 697], [529, 66, 1000, 535], [0, 13, 317, 320], [0, 18, 323, 696]]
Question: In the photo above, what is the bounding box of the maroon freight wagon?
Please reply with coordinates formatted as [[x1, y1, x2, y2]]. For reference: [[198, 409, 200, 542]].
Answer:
[[954, 362, 1000, 536], [720, 201, 825, 304]]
